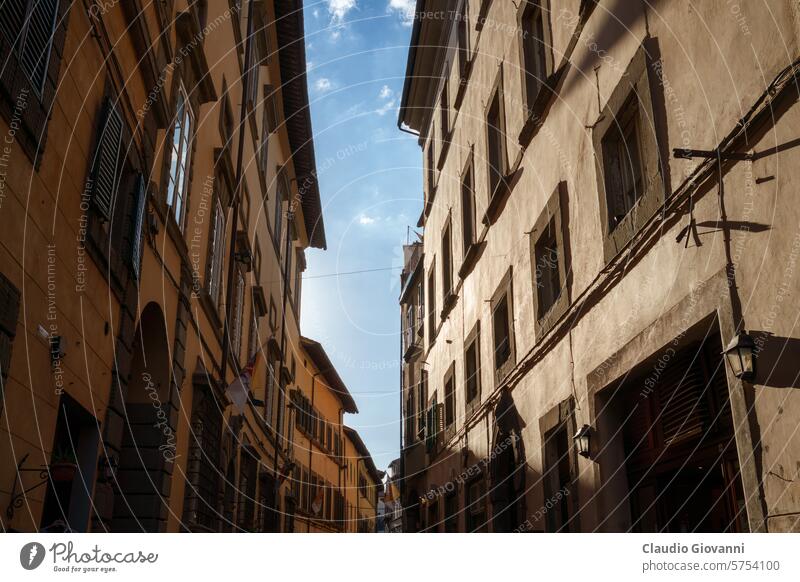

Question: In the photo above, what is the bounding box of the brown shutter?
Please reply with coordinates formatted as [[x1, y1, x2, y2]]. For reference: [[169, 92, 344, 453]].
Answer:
[[129, 174, 147, 279], [657, 348, 709, 446], [90, 99, 124, 220]]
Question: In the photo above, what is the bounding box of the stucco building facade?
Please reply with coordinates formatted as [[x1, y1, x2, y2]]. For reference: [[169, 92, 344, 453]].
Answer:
[[0, 0, 327, 533], [399, 0, 800, 533]]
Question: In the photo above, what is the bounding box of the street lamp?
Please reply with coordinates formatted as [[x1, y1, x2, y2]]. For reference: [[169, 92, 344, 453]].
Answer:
[[574, 424, 591, 459], [723, 332, 755, 381]]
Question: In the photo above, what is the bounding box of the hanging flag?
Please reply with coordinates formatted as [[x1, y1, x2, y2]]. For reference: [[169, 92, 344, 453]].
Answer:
[[226, 353, 259, 414]]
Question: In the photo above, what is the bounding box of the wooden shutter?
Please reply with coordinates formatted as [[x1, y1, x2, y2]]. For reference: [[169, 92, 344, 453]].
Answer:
[[657, 348, 709, 446], [436, 402, 445, 449], [129, 174, 146, 279], [0, 1, 26, 51], [90, 99, 124, 220], [19, 0, 58, 93], [0, 272, 20, 383]]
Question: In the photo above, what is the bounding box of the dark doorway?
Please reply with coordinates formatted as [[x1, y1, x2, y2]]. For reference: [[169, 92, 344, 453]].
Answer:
[[615, 329, 747, 532], [112, 302, 173, 532]]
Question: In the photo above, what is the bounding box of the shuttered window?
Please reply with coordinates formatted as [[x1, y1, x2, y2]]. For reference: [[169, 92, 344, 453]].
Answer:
[[89, 99, 123, 220], [0, 0, 58, 95], [207, 197, 226, 308], [230, 267, 245, 359], [129, 175, 147, 279], [0, 272, 20, 392]]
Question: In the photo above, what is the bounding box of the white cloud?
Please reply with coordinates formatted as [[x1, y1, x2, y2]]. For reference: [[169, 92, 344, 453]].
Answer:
[[328, 0, 356, 24], [387, 0, 415, 26], [374, 98, 397, 116], [379, 85, 393, 99], [313, 8, 320, 18], [314, 77, 333, 92], [358, 214, 377, 225]]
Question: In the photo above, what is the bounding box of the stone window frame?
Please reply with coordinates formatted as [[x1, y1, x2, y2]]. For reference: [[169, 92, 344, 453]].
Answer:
[[440, 212, 457, 319], [443, 361, 457, 441], [517, 0, 554, 118], [484, 66, 509, 214], [538, 396, 580, 532], [592, 44, 665, 263], [464, 320, 482, 417], [490, 267, 516, 386], [437, 61, 452, 171], [458, 145, 481, 278], [427, 258, 437, 347], [530, 181, 571, 338]]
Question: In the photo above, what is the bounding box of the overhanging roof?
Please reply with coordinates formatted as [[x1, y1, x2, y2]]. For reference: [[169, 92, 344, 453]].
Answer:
[[275, 0, 326, 249], [397, 0, 448, 133], [344, 426, 382, 483], [301, 336, 358, 413]]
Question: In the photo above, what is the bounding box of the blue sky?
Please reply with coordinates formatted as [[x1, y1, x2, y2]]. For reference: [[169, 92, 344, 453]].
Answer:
[[299, 0, 419, 469]]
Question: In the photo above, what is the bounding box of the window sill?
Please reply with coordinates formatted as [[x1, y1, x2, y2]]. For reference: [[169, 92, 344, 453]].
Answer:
[[482, 167, 523, 226], [458, 241, 485, 279], [437, 133, 452, 170], [423, 184, 438, 218], [518, 68, 564, 149], [440, 291, 458, 321], [534, 289, 570, 341], [454, 57, 475, 110]]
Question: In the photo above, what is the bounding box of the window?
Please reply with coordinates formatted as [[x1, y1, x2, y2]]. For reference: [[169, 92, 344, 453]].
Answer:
[[602, 94, 644, 231], [416, 281, 425, 336], [294, 250, 303, 307], [427, 262, 436, 344], [486, 79, 507, 200], [166, 83, 194, 230], [444, 491, 459, 532], [534, 219, 560, 313], [207, 196, 226, 308], [0, 0, 58, 95], [0, 272, 20, 396], [237, 447, 258, 530], [417, 370, 428, 441], [183, 382, 222, 531], [464, 322, 481, 413], [426, 498, 440, 532], [426, 139, 435, 197], [541, 401, 578, 533], [247, 308, 258, 359], [466, 477, 487, 532], [441, 220, 453, 301], [274, 174, 286, 253], [230, 268, 245, 360], [456, 0, 470, 81], [530, 182, 570, 336], [460, 152, 476, 253], [593, 44, 663, 262], [444, 364, 456, 435], [260, 85, 278, 178], [491, 270, 515, 384], [405, 389, 415, 446], [439, 78, 449, 140], [520, 1, 551, 113]]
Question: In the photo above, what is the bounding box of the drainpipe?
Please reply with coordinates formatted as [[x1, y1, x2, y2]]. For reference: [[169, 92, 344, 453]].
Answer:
[[307, 371, 320, 532], [219, 0, 254, 392], [272, 208, 295, 530]]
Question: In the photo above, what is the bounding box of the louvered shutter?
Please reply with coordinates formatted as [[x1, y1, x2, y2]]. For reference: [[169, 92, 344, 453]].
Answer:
[[657, 349, 709, 446], [0, 1, 26, 52], [90, 99, 123, 220], [19, 0, 58, 94], [425, 405, 434, 453], [129, 174, 146, 279]]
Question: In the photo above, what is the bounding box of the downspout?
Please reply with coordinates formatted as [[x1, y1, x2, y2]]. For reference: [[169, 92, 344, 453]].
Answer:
[[271, 207, 294, 530], [308, 370, 320, 532]]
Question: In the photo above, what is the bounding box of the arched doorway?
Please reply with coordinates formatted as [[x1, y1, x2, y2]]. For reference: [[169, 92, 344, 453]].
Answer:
[[112, 302, 174, 532], [489, 389, 526, 532]]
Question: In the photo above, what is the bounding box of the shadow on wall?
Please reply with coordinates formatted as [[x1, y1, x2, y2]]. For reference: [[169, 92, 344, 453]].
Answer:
[[752, 331, 800, 389]]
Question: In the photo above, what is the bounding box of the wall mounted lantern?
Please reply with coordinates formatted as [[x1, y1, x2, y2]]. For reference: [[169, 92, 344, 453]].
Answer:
[[723, 332, 755, 381], [574, 424, 592, 459]]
